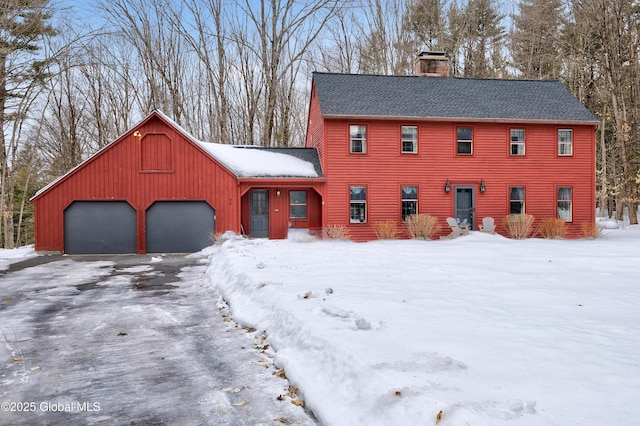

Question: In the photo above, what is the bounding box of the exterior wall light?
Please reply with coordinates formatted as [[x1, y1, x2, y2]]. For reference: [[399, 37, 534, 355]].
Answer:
[[480, 179, 486, 193], [276, 189, 281, 197], [444, 179, 451, 193]]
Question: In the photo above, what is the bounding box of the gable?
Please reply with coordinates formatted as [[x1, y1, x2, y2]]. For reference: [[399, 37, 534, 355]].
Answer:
[[30, 112, 236, 201]]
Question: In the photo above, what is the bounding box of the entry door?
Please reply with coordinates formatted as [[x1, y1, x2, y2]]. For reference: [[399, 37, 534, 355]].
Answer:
[[455, 187, 475, 230], [250, 190, 269, 238]]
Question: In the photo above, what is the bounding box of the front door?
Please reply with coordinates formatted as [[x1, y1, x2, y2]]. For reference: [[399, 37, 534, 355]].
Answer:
[[455, 187, 475, 230], [250, 190, 269, 238]]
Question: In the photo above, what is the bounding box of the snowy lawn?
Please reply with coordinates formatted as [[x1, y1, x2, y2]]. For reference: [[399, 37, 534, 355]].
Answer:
[[208, 226, 640, 426]]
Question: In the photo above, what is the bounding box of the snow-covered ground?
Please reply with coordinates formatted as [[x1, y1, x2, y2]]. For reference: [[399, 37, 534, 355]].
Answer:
[[208, 226, 640, 426]]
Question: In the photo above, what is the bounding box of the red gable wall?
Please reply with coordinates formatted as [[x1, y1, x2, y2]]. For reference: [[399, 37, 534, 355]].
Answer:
[[32, 113, 241, 253]]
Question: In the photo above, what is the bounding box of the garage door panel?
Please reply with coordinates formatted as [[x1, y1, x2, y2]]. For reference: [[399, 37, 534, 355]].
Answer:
[[146, 201, 214, 253], [64, 201, 137, 254]]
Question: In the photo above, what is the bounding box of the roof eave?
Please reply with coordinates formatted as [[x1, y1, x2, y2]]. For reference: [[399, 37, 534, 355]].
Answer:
[[237, 176, 326, 182], [321, 114, 600, 126]]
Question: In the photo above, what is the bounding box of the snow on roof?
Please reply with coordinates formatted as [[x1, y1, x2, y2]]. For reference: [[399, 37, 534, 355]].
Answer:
[[156, 110, 320, 178], [193, 141, 319, 178]]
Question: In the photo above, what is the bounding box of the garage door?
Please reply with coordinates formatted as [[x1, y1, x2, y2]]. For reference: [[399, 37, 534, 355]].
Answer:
[[146, 201, 215, 253], [64, 201, 137, 254]]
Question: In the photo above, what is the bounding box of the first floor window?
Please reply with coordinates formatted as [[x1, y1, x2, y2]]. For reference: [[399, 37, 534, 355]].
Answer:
[[350, 125, 367, 153], [401, 186, 418, 221], [510, 187, 525, 214], [350, 186, 367, 223], [510, 129, 525, 156], [401, 126, 418, 153], [457, 127, 473, 155], [558, 129, 573, 156], [557, 187, 572, 221], [289, 190, 307, 218]]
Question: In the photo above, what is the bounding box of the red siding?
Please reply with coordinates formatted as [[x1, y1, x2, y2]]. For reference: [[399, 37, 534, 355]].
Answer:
[[318, 118, 596, 241], [32, 114, 241, 253], [239, 182, 325, 239]]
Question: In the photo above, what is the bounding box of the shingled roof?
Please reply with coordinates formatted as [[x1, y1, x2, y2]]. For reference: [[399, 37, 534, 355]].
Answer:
[[312, 72, 599, 124]]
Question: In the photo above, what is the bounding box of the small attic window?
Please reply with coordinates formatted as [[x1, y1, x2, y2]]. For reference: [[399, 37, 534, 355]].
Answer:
[[141, 133, 173, 172]]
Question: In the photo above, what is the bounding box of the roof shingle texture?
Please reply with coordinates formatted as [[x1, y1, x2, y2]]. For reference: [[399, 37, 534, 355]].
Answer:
[[312, 72, 598, 123]]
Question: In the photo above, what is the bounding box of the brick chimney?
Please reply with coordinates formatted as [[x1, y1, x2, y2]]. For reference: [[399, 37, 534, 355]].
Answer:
[[414, 51, 449, 77]]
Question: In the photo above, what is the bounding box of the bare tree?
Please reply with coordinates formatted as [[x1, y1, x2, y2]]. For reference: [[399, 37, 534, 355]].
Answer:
[[511, 0, 564, 79], [236, 0, 342, 146], [408, 0, 445, 51], [460, 0, 506, 78], [565, 0, 639, 223], [356, 0, 418, 75]]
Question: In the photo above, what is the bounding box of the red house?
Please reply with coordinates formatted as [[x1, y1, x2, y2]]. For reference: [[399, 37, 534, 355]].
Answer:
[[306, 54, 599, 240], [31, 111, 324, 254], [32, 54, 599, 253]]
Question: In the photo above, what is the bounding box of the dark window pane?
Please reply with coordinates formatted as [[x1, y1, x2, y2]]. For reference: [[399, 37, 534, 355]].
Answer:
[[290, 205, 307, 218], [290, 191, 306, 205], [458, 141, 472, 154], [457, 127, 472, 141], [350, 186, 366, 201]]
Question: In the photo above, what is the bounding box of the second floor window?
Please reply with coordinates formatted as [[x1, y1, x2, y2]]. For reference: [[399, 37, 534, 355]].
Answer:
[[350, 186, 367, 223], [401, 186, 418, 221], [510, 129, 525, 156], [350, 125, 366, 153], [558, 129, 573, 156], [457, 127, 473, 155], [510, 187, 525, 214], [401, 126, 418, 153]]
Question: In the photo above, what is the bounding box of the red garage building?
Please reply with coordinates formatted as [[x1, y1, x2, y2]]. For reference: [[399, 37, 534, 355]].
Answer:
[[31, 111, 324, 253]]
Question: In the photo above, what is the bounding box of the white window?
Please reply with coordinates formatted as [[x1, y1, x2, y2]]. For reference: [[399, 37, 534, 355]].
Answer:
[[350, 125, 366, 153], [401, 186, 418, 221], [401, 126, 418, 153], [350, 186, 367, 223], [457, 127, 473, 155], [510, 187, 525, 214], [510, 129, 525, 156], [557, 187, 572, 221], [289, 191, 307, 218], [558, 129, 573, 156]]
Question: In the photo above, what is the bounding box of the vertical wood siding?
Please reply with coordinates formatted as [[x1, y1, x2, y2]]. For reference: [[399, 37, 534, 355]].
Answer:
[[321, 119, 596, 241], [33, 115, 241, 253]]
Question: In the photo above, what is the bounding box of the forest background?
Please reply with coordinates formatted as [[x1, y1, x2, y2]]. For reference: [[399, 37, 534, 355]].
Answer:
[[1, 0, 639, 248]]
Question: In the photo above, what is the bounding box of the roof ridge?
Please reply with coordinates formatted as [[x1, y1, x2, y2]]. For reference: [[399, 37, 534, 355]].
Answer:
[[312, 71, 561, 84]]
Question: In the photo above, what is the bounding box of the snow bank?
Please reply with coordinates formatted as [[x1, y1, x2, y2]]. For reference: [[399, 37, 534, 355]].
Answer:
[[0, 245, 37, 271], [207, 227, 640, 425]]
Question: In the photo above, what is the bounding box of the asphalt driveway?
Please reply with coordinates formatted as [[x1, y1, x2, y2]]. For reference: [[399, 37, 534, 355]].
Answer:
[[0, 252, 316, 425]]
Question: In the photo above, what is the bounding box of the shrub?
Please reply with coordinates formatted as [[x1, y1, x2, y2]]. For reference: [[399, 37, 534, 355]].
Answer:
[[538, 217, 567, 239], [373, 219, 399, 239], [404, 214, 441, 240], [580, 221, 603, 239], [323, 224, 350, 240], [502, 213, 534, 239]]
